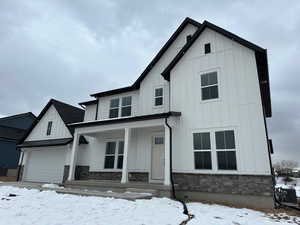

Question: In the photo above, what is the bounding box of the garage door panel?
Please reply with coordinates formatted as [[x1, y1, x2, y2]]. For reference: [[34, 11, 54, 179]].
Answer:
[[24, 147, 66, 183]]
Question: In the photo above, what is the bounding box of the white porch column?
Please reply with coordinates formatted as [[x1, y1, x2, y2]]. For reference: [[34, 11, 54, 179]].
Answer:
[[164, 124, 171, 186], [121, 127, 131, 183], [68, 132, 80, 181]]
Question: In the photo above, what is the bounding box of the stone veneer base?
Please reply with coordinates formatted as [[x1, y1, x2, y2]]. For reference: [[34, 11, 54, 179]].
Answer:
[[63, 167, 274, 208]]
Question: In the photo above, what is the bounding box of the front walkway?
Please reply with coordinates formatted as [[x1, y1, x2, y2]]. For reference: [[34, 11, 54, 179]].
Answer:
[[0, 182, 153, 200]]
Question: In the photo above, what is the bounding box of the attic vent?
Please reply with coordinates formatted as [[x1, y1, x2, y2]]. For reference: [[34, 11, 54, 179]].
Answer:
[[186, 35, 192, 43], [205, 43, 211, 54]]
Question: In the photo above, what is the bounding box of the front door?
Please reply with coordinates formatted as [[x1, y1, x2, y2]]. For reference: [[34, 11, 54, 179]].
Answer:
[[151, 135, 164, 182]]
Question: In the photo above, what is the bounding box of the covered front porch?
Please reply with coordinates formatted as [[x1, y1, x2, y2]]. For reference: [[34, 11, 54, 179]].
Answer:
[[67, 113, 180, 186]]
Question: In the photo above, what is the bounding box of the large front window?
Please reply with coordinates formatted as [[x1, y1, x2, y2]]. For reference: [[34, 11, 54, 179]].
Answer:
[[104, 141, 124, 169]]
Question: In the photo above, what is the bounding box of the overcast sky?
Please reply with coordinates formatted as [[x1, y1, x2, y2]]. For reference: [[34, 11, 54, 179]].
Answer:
[[0, 0, 299, 164]]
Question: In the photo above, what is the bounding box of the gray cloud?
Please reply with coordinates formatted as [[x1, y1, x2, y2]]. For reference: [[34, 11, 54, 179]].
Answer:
[[0, 0, 299, 163]]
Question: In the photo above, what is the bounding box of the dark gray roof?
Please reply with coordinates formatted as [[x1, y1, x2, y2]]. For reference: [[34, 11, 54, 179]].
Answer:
[[0, 112, 36, 122], [69, 111, 181, 128], [0, 125, 26, 141], [18, 138, 73, 148]]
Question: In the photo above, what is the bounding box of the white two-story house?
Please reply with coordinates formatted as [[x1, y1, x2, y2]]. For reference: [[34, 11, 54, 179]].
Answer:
[[19, 18, 273, 208]]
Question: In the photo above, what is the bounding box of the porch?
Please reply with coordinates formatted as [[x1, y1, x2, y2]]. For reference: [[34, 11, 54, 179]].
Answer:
[[67, 112, 181, 186]]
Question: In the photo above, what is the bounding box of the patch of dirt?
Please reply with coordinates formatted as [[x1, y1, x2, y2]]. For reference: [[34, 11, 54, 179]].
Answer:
[[0, 176, 17, 182]]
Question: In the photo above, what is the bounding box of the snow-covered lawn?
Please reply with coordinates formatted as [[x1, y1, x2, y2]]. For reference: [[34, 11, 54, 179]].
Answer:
[[0, 186, 299, 225]]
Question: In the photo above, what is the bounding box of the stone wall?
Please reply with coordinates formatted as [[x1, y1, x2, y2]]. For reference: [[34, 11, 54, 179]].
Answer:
[[63, 165, 90, 182], [173, 173, 273, 196], [89, 171, 122, 181], [129, 172, 149, 182]]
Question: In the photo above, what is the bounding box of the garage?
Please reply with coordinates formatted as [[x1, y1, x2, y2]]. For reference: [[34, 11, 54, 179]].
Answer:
[[23, 147, 67, 183]]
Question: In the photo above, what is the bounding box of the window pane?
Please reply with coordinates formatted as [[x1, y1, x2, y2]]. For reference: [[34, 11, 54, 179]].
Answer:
[[208, 72, 217, 85], [225, 130, 235, 149], [109, 108, 119, 118], [193, 133, 210, 150], [193, 133, 201, 149], [155, 88, 163, 97], [217, 151, 237, 170], [201, 74, 209, 86], [105, 142, 116, 154], [118, 141, 124, 155], [121, 106, 131, 117], [210, 86, 219, 99], [155, 137, 164, 144], [201, 133, 211, 150], [201, 87, 210, 100], [104, 156, 115, 169], [194, 152, 212, 169], [110, 98, 119, 108], [215, 131, 225, 149], [155, 97, 163, 106], [122, 96, 132, 106], [117, 156, 123, 169]]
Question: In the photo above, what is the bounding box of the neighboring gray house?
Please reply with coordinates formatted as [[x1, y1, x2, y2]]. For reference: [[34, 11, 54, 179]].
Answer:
[[19, 18, 273, 208], [0, 112, 36, 177]]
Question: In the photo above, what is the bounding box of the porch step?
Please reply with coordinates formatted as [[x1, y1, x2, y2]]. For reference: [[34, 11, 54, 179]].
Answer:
[[63, 180, 172, 198], [126, 188, 157, 195]]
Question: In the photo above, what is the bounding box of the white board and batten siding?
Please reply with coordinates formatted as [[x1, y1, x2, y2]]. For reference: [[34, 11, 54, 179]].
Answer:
[[81, 23, 199, 122], [170, 28, 270, 175], [26, 105, 72, 141]]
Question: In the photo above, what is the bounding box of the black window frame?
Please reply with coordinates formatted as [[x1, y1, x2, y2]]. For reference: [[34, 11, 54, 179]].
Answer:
[[46, 121, 52, 136], [104, 140, 124, 170], [201, 71, 219, 101], [154, 87, 163, 107], [204, 43, 211, 54], [121, 96, 132, 117], [215, 130, 237, 170], [109, 98, 120, 118], [193, 132, 212, 170]]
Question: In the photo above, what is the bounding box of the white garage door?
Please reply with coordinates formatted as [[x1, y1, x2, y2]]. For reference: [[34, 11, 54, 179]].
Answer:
[[24, 147, 67, 183]]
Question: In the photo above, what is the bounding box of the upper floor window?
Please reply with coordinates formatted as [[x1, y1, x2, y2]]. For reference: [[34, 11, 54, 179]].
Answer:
[[204, 43, 211, 54], [154, 87, 163, 106], [201, 71, 218, 100], [121, 96, 132, 117], [109, 98, 120, 118], [193, 132, 212, 169], [109, 96, 132, 118], [215, 130, 237, 170], [46, 121, 52, 136]]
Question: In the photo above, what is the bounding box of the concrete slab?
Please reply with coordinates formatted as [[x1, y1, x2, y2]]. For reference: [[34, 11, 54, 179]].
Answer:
[[0, 182, 153, 200]]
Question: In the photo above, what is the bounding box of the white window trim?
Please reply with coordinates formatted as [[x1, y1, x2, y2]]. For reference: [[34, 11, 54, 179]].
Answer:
[[104, 139, 124, 170], [109, 95, 132, 118], [191, 126, 239, 173], [199, 68, 221, 104], [193, 132, 212, 171], [153, 86, 164, 108], [215, 130, 237, 171]]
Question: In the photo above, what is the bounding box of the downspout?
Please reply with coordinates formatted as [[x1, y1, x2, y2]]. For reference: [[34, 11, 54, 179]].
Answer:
[[165, 81, 193, 218]]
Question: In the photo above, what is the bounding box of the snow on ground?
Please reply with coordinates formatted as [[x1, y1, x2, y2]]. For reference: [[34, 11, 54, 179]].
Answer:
[[0, 186, 299, 225], [41, 183, 64, 189]]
